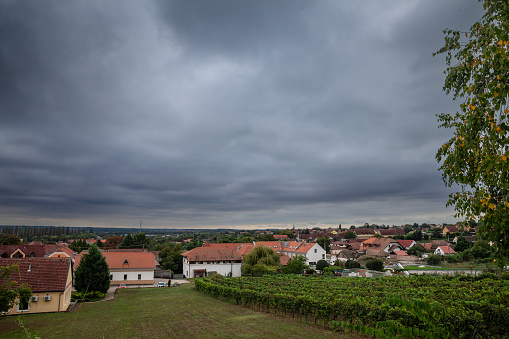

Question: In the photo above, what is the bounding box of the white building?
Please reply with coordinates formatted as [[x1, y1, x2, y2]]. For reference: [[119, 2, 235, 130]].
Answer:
[[278, 241, 326, 267], [75, 250, 156, 286], [182, 247, 242, 278]]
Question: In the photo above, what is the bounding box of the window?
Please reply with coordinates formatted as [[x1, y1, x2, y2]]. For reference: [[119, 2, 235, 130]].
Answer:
[[124, 274, 127, 280], [18, 299, 29, 312], [138, 274, 141, 280], [322, 254, 325, 259], [110, 275, 113, 280], [314, 249, 317, 253]]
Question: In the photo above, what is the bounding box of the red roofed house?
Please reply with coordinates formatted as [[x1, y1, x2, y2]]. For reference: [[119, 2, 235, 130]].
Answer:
[[376, 228, 406, 237], [443, 225, 461, 235], [435, 245, 456, 255], [279, 241, 326, 266], [0, 258, 73, 315], [75, 251, 156, 286], [182, 247, 242, 278], [352, 228, 376, 239]]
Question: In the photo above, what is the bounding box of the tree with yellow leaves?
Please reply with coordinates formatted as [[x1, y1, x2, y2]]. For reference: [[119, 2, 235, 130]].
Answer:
[[435, 0, 509, 266]]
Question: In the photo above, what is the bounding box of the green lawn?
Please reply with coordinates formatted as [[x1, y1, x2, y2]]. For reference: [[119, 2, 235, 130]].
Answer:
[[0, 282, 356, 339]]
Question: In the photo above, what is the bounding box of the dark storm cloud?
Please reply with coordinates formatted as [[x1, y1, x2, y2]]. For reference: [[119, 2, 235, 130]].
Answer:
[[0, 0, 483, 228]]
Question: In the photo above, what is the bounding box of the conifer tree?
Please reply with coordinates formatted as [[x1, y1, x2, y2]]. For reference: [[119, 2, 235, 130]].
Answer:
[[74, 244, 110, 293]]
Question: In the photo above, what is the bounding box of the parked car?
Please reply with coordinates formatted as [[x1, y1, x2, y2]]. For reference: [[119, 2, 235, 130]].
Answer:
[[119, 283, 127, 288], [157, 282, 166, 287]]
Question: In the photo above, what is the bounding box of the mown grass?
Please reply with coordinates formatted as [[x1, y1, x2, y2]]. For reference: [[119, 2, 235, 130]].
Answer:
[[0, 282, 357, 339]]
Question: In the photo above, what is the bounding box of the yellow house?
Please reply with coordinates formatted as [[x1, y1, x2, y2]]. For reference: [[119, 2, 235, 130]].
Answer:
[[0, 257, 73, 315]]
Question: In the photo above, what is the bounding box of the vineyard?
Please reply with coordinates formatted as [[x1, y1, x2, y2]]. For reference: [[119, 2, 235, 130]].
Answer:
[[195, 274, 509, 338]]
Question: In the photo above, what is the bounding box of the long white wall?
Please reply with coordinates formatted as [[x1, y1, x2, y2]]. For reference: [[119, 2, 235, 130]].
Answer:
[[183, 262, 242, 278], [110, 269, 154, 283]]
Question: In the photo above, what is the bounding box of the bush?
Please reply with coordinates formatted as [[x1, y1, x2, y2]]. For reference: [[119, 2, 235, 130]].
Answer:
[[345, 260, 361, 269], [462, 249, 474, 261], [305, 268, 315, 275], [445, 253, 462, 263], [316, 259, 330, 271], [366, 259, 384, 272], [426, 254, 442, 266], [71, 291, 106, 302]]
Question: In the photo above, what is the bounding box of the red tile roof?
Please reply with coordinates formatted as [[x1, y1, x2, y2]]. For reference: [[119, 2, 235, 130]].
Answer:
[[378, 228, 405, 235], [0, 258, 71, 292], [0, 244, 62, 258], [182, 247, 242, 261], [75, 251, 156, 269], [437, 245, 456, 254], [397, 240, 416, 249]]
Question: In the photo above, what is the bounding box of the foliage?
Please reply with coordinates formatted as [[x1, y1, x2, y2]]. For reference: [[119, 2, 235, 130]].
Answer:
[[305, 268, 315, 275], [120, 233, 134, 249], [407, 245, 425, 257], [69, 239, 89, 253], [403, 225, 413, 234], [255, 234, 275, 242], [426, 254, 443, 266], [344, 260, 361, 269], [434, 0, 509, 266], [431, 228, 443, 239], [0, 264, 32, 313], [316, 236, 330, 254], [0, 234, 21, 245], [455, 236, 474, 252], [343, 231, 357, 239], [281, 255, 307, 274], [315, 259, 329, 271], [410, 230, 423, 241], [471, 240, 493, 259], [104, 235, 123, 249], [241, 246, 280, 276], [71, 291, 106, 302], [74, 244, 110, 293], [196, 274, 509, 338], [159, 244, 184, 273], [365, 259, 384, 272], [119, 232, 150, 249]]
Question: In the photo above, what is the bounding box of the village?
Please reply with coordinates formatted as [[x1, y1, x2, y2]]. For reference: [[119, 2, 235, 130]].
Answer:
[[0, 222, 493, 316]]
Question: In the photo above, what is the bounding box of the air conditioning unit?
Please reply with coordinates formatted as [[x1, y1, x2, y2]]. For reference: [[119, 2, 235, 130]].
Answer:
[[31, 296, 39, 302], [44, 295, 51, 301]]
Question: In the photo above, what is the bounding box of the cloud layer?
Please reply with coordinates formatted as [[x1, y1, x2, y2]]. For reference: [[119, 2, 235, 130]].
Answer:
[[0, 0, 483, 228]]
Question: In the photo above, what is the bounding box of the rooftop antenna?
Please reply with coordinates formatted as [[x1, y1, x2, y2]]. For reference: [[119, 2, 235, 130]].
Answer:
[[140, 220, 142, 233]]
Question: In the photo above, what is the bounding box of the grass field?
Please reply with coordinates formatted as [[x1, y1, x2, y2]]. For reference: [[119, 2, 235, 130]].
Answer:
[[0, 282, 356, 339]]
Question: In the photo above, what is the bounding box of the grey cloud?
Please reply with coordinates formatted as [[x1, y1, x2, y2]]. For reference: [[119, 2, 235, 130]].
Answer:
[[0, 0, 484, 228]]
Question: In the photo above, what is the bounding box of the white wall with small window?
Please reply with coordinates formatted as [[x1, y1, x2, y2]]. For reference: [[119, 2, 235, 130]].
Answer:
[[110, 269, 154, 285]]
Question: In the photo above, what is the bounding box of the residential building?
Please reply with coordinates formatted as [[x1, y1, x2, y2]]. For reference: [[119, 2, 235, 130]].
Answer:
[[0, 258, 73, 315], [75, 250, 156, 286], [435, 245, 456, 255]]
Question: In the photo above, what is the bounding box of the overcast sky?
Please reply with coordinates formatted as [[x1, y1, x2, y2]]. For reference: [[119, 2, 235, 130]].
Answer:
[[0, 0, 484, 229]]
